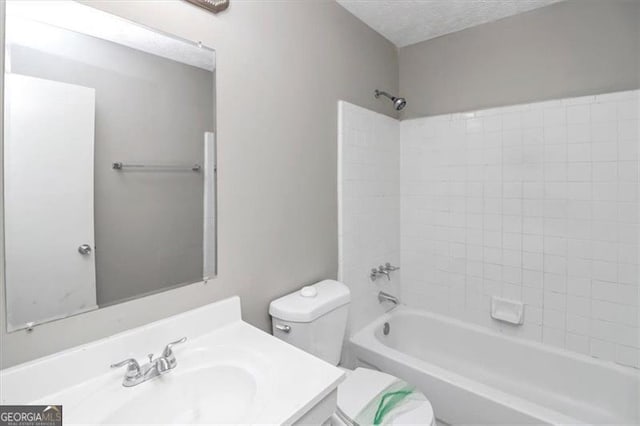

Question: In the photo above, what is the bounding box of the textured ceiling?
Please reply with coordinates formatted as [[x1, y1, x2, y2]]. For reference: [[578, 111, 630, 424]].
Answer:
[[337, 0, 564, 47]]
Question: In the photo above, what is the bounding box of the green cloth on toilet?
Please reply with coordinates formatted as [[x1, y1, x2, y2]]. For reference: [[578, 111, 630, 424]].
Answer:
[[354, 379, 427, 425]]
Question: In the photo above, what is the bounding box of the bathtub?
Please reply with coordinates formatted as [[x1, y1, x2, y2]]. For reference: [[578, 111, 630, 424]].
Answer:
[[350, 307, 639, 425]]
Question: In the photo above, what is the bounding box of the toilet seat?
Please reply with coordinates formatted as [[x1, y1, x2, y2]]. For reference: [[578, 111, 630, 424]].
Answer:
[[333, 368, 435, 426]]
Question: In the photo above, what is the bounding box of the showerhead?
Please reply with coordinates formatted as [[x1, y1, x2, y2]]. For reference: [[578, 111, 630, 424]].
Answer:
[[375, 89, 407, 111], [393, 97, 407, 111]]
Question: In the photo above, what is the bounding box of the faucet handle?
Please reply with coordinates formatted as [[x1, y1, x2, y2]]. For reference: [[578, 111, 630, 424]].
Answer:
[[162, 337, 187, 358], [384, 262, 400, 271], [110, 358, 141, 378]]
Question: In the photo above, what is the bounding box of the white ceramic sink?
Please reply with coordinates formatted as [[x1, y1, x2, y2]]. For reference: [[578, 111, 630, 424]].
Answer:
[[55, 346, 272, 424], [1, 297, 344, 424], [103, 365, 257, 424]]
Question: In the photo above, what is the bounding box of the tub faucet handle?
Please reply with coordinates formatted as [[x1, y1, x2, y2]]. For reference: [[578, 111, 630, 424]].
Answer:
[[384, 262, 399, 271], [370, 268, 379, 281], [370, 266, 390, 281], [377, 265, 391, 280]]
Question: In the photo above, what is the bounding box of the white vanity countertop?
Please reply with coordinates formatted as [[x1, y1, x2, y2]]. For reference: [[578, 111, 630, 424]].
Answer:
[[0, 296, 345, 425]]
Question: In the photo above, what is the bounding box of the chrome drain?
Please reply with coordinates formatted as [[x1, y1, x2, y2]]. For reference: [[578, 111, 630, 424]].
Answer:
[[383, 322, 390, 336]]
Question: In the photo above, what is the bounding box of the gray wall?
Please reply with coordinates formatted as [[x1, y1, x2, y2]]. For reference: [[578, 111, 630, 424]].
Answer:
[[0, 0, 398, 367], [9, 26, 214, 306], [399, 0, 640, 119]]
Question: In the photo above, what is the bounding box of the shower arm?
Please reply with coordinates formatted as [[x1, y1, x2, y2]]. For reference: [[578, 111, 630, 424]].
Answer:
[[374, 90, 394, 101]]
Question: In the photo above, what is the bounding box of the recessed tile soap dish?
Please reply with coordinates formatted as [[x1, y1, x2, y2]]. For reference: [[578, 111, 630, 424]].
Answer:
[[490, 296, 524, 325]]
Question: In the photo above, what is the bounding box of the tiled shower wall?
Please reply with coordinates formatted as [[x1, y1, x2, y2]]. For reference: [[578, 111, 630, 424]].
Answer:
[[338, 101, 401, 336], [400, 90, 639, 368]]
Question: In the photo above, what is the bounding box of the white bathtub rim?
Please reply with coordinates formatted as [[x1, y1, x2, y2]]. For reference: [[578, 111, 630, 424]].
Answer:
[[356, 342, 588, 425], [350, 306, 638, 425], [351, 330, 590, 425], [357, 306, 639, 378]]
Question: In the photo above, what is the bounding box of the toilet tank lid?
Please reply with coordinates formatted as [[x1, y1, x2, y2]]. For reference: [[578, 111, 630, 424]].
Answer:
[[269, 280, 350, 323]]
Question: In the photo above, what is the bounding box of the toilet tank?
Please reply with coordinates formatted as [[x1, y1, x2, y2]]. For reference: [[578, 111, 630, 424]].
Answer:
[[269, 280, 350, 366]]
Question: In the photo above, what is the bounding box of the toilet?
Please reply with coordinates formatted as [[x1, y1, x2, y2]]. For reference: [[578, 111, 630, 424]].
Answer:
[[269, 280, 435, 425]]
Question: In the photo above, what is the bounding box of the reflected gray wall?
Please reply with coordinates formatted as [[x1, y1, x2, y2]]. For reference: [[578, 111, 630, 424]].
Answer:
[[399, 0, 640, 118], [0, 0, 398, 368], [9, 25, 214, 306]]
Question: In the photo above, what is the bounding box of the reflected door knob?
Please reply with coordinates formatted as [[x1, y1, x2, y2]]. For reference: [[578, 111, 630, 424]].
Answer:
[[78, 244, 92, 255]]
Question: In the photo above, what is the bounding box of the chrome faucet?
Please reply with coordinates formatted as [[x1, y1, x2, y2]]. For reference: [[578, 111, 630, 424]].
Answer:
[[111, 337, 186, 387], [162, 336, 187, 369], [371, 267, 390, 281], [370, 263, 400, 281], [378, 291, 399, 305]]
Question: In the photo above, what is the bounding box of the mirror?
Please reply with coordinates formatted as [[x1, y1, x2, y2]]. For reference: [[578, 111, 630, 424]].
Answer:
[[2, 1, 217, 332]]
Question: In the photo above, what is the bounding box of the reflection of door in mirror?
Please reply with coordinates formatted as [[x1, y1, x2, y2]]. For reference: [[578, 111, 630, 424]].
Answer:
[[4, 74, 98, 331]]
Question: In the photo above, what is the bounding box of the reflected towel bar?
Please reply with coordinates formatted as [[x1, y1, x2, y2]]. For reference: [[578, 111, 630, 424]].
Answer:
[[112, 162, 201, 172]]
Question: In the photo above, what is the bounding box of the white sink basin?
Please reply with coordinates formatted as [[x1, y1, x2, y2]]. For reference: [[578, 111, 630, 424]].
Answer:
[[103, 366, 256, 424], [58, 346, 272, 425], [1, 297, 344, 425]]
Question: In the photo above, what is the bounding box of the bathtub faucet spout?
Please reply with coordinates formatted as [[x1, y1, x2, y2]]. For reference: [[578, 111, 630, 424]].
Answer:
[[378, 291, 399, 305]]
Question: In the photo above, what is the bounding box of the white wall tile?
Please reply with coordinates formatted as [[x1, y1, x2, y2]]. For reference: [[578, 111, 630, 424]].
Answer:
[[616, 345, 640, 368], [543, 326, 566, 348], [567, 105, 590, 124], [591, 102, 617, 123], [566, 333, 590, 355], [567, 295, 591, 317], [591, 338, 616, 362], [567, 143, 591, 162], [567, 163, 591, 181], [400, 90, 639, 369], [339, 101, 401, 337]]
